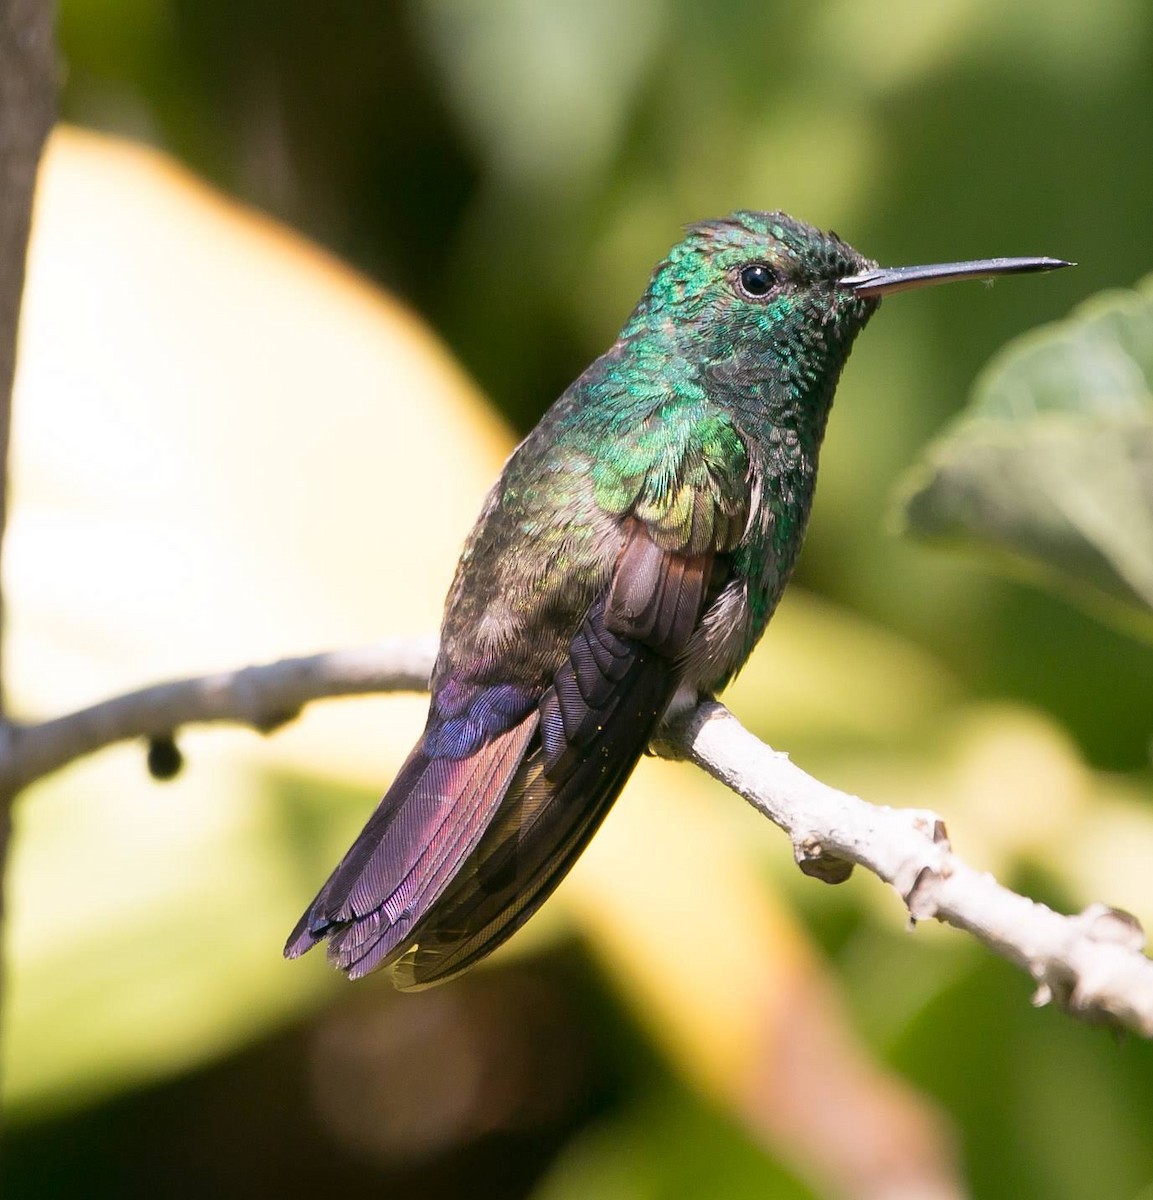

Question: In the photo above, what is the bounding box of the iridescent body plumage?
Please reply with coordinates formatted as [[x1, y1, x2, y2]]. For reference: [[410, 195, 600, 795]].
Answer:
[[285, 211, 1069, 988]]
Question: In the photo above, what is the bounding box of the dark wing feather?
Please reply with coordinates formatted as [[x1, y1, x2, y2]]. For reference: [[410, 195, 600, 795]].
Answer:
[[389, 524, 717, 989], [284, 708, 537, 979]]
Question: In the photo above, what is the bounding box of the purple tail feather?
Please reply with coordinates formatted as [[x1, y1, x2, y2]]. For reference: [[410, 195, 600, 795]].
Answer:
[[284, 709, 538, 979]]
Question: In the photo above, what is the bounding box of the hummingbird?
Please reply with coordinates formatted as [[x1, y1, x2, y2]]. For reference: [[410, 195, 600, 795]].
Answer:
[[285, 211, 1069, 989]]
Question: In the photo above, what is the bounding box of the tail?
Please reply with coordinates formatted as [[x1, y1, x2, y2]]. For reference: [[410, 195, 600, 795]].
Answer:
[[284, 702, 539, 979], [391, 599, 679, 989], [284, 598, 678, 988]]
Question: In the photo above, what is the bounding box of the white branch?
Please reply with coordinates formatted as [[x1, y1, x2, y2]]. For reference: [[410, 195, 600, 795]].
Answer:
[[7, 636, 1153, 1035], [657, 702, 1153, 1036], [6, 637, 437, 789]]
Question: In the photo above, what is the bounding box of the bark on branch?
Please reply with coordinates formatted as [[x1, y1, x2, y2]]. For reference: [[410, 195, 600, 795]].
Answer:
[[656, 703, 1153, 1036], [6, 636, 438, 790], [0, 0, 56, 1058], [0, 0, 56, 716], [7, 636, 1152, 1036]]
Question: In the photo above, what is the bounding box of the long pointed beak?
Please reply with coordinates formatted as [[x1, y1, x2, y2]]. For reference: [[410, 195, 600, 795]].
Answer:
[[839, 256, 1074, 298]]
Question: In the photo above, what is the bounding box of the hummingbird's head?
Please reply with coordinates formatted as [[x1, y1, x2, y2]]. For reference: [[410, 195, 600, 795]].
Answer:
[[632, 211, 882, 395]]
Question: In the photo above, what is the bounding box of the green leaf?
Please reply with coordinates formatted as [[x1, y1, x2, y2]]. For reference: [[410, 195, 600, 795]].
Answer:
[[895, 275, 1153, 640]]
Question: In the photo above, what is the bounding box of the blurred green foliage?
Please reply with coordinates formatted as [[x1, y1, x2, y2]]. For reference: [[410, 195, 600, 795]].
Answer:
[[7, 2, 1153, 1199], [899, 275, 1153, 641]]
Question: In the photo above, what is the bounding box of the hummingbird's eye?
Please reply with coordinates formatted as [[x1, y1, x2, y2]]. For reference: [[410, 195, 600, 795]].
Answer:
[[736, 263, 776, 299]]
